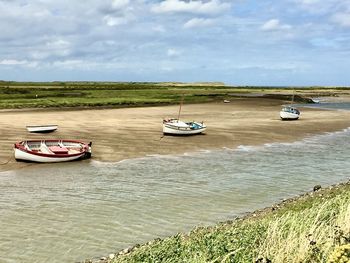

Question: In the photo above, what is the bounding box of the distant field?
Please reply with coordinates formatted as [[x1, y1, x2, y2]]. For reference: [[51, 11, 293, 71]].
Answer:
[[0, 81, 349, 109]]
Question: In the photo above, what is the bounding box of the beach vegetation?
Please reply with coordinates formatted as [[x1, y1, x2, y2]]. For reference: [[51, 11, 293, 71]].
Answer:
[[102, 183, 350, 263], [0, 82, 348, 109]]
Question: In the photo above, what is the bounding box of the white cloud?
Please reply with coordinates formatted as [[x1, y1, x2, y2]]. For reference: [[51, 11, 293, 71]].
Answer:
[[0, 59, 39, 68], [151, 0, 230, 15], [332, 12, 350, 27], [42, 39, 72, 57], [0, 59, 28, 65], [261, 19, 292, 31], [292, 0, 349, 15], [52, 59, 83, 66], [167, 48, 181, 57], [183, 18, 214, 28], [46, 39, 70, 49], [103, 15, 130, 26], [102, 0, 136, 27], [111, 0, 130, 10], [152, 25, 166, 32], [297, 0, 320, 4]]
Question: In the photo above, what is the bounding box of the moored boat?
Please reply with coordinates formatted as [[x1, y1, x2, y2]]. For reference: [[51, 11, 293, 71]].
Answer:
[[280, 90, 300, 121], [280, 106, 300, 120], [163, 118, 206, 135], [162, 94, 207, 135], [14, 140, 92, 163], [26, 125, 58, 133]]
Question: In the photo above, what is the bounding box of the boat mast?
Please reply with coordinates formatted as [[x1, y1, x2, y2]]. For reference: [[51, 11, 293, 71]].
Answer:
[[177, 94, 184, 120], [291, 89, 295, 104]]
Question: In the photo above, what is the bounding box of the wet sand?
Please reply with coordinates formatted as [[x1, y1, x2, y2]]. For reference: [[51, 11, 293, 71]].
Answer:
[[1, 97, 350, 172]]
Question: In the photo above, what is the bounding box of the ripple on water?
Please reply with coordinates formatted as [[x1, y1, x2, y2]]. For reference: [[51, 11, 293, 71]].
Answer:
[[0, 127, 350, 262]]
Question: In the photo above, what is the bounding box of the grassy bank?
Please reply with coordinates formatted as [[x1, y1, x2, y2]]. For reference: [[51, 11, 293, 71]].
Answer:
[[0, 81, 237, 109], [90, 182, 350, 263], [1, 81, 348, 109]]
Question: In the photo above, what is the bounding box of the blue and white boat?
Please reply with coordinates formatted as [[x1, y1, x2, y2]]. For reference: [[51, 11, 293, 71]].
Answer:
[[163, 118, 206, 135], [163, 95, 207, 135]]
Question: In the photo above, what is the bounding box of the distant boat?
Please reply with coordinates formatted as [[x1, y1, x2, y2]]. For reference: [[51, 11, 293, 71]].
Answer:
[[14, 140, 92, 163], [223, 100, 230, 103], [280, 90, 300, 121], [26, 125, 58, 133], [163, 95, 206, 135]]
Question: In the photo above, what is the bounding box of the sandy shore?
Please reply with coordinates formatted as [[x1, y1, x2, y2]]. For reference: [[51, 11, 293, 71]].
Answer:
[[1, 97, 350, 172]]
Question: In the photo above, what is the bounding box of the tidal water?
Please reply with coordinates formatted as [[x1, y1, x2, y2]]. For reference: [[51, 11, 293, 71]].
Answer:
[[299, 101, 350, 110], [1, 103, 350, 263]]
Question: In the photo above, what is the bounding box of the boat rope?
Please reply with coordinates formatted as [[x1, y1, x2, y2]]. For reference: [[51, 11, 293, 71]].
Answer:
[[0, 156, 14, 165]]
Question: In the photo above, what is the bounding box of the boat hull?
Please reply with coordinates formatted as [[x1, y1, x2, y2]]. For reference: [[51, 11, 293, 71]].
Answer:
[[280, 111, 299, 120], [163, 123, 206, 135], [14, 140, 91, 163], [26, 125, 58, 133], [14, 148, 87, 162]]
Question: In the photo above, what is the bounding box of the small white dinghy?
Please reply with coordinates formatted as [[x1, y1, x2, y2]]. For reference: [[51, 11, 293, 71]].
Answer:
[[26, 125, 58, 133], [163, 118, 207, 135], [280, 106, 300, 120], [14, 140, 92, 163]]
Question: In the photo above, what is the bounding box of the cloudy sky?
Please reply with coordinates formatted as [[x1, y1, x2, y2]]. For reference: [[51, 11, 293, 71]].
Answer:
[[0, 0, 349, 85]]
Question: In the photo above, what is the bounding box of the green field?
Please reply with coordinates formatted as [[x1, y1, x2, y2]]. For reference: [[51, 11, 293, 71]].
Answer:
[[0, 81, 232, 109], [1, 81, 348, 109], [103, 183, 350, 263]]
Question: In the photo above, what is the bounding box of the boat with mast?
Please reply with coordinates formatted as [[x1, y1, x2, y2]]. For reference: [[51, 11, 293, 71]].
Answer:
[[162, 95, 206, 135], [280, 90, 300, 120]]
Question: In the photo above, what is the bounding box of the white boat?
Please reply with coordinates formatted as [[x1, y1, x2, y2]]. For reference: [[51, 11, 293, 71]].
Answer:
[[163, 118, 207, 135], [26, 125, 58, 133], [14, 139, 92, 163], [163, 95, 207, 135], [280, 106, 300, 120], [280, 90, 300, 121]]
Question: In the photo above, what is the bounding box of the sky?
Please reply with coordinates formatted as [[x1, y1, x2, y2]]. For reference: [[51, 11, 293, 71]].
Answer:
[[0, 0, 349, 86]]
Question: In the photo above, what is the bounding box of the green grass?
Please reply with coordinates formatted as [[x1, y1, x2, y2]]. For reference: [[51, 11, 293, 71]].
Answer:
[[103, 183, 350, 263], [0, 82, 231, 109], [1, 81, 349, 109]]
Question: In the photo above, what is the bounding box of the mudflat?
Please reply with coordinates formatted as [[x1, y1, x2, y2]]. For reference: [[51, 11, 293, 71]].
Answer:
[[1, 98, 350, 172]]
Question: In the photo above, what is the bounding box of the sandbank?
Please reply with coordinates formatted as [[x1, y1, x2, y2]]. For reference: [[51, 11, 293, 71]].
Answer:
[[1, 98, 350, 172]]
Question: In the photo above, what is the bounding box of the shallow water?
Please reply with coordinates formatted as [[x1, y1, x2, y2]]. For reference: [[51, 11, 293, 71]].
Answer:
[[0, 103, 350, 263], [298, 100, 350, 110]]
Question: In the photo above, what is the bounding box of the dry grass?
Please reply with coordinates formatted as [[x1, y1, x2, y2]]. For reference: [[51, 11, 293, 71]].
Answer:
[[257, 195, 350, 262]]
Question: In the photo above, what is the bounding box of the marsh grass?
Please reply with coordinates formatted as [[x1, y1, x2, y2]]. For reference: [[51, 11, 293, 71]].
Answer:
[[1, 82, 348, 109], [0, 83, 231, 109], [104, 183, 350, 263]]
